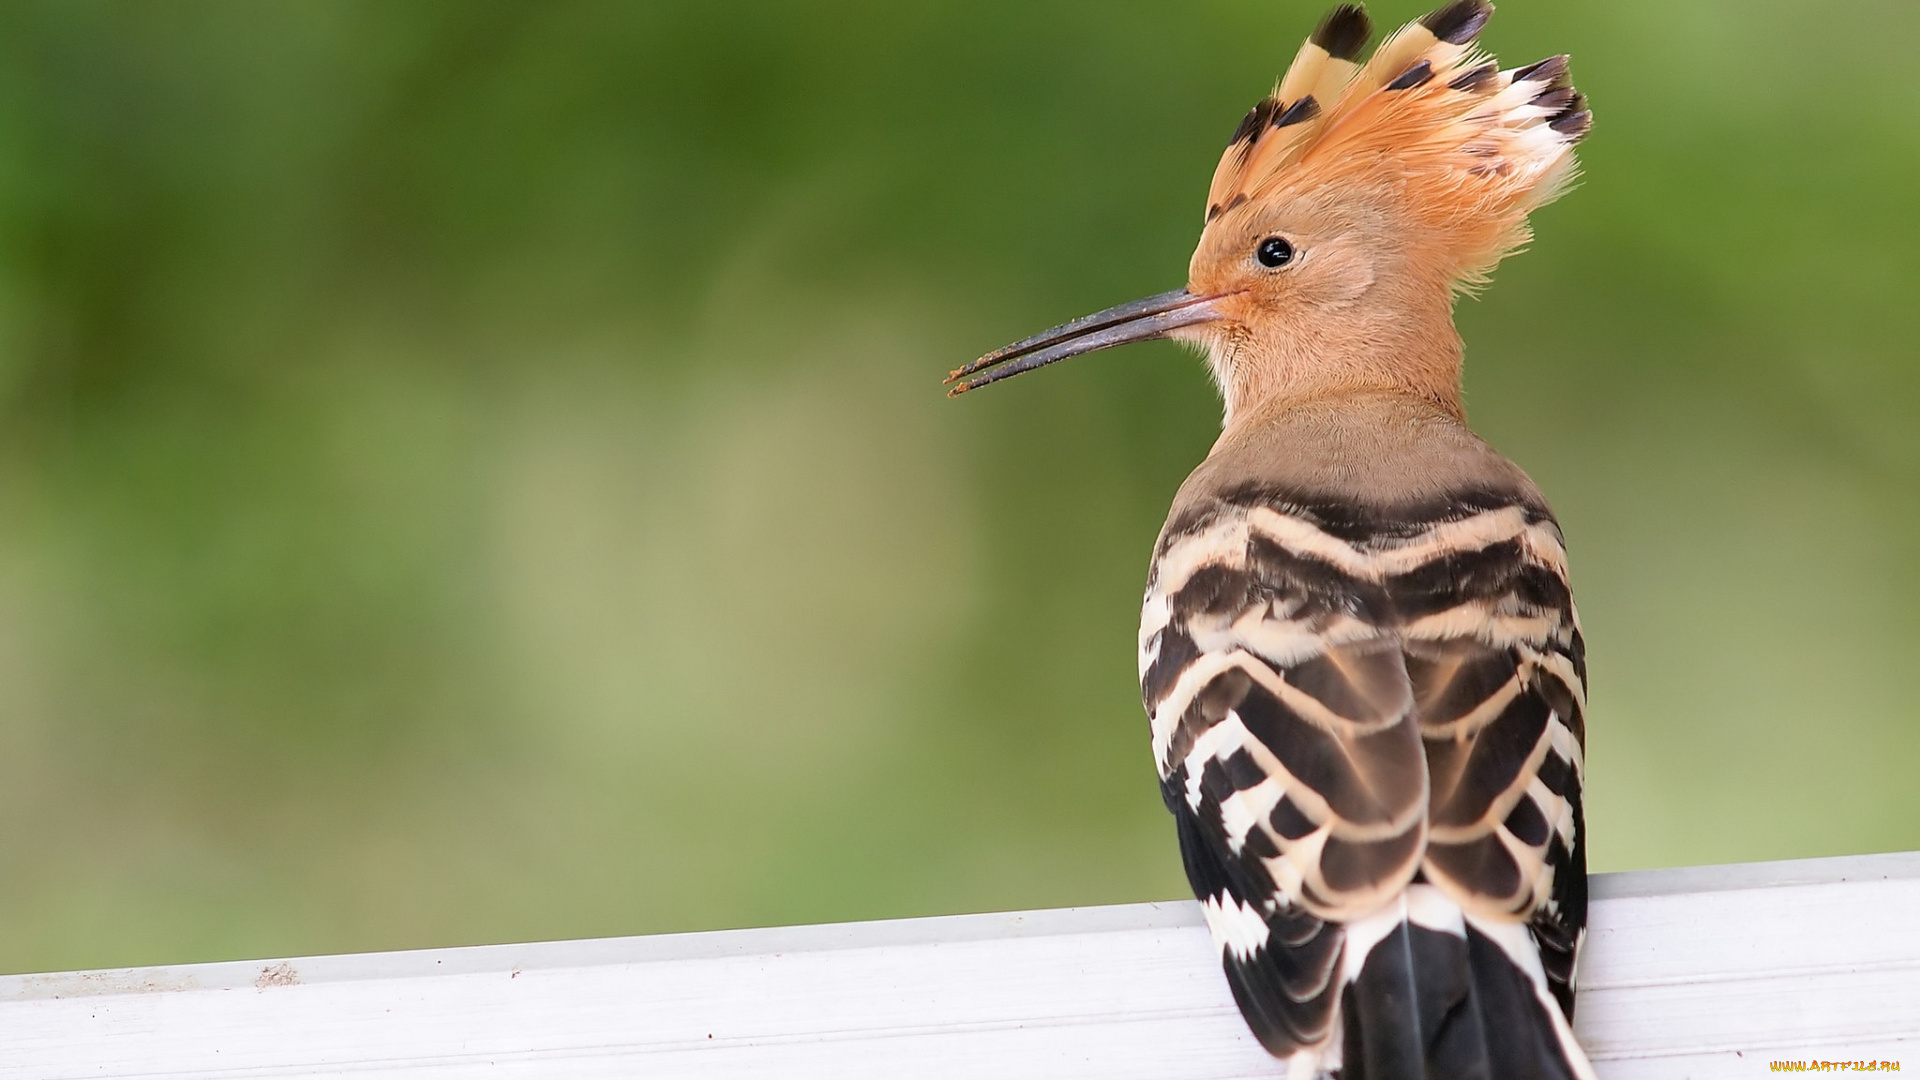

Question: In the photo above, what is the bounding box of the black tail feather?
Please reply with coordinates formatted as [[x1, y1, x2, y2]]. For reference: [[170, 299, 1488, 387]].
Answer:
[[1338, 923, 1580, 1080]]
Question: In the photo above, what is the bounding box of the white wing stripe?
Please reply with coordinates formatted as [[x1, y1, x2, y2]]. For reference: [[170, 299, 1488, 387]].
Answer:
[[1201, 891, 1272, 961], [1220, 776, 1286, 855]]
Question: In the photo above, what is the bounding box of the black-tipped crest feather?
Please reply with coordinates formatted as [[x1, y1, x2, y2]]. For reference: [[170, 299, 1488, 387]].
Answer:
[[1419, 0, 1493, 46], [1550, 106, 1592, 140], [1530, 87, 1576, 113], [1275, 96, 1322, 129], [1513, 54, 1570, 89], [1385, 60, 1435, 91], [1312, 4, 1374, 61], [1448, 61, 1498, 92], [1229, 99, 1280, 149]]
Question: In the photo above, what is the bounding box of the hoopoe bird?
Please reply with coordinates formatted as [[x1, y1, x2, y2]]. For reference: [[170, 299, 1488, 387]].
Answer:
[[948, 3, 1592, 1077]]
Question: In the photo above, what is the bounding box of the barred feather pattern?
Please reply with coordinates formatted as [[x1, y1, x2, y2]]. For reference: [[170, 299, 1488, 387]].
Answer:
[[1138, 484, 1590, 1078]]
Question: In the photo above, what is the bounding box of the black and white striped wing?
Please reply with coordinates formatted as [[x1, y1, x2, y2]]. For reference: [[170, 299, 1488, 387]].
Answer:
[[1138, 490, 1587, 1061], [1401, 505, 1588, 1022]]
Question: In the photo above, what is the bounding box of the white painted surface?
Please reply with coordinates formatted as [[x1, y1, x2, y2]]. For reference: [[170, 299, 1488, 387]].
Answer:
[[1, 852, 1915, 1078]]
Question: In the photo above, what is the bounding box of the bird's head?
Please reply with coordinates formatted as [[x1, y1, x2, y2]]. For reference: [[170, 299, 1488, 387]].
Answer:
[[948, 1, 1590, 427]]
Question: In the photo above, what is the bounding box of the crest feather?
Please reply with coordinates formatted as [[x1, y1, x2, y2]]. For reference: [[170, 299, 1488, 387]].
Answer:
[[1202, 1, 1591, 288]]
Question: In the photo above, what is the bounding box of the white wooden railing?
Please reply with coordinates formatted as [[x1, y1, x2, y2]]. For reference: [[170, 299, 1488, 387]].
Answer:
[[3, 852, 1916, 1078]]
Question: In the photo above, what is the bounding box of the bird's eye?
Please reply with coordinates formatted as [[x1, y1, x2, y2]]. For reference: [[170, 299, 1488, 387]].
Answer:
[[1255, 236, 1296, 268]]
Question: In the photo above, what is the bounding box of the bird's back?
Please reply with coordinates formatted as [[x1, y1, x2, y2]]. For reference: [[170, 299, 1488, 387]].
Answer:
[[1140, 391, 1591, 1079]]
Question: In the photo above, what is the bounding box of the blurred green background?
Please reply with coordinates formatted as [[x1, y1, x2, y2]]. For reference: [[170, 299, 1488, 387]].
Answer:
[[0, 0, 1915, 975]]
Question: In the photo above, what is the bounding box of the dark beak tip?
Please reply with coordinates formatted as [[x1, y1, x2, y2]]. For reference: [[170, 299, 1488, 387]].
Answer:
[[949, 287, 1213, 397]]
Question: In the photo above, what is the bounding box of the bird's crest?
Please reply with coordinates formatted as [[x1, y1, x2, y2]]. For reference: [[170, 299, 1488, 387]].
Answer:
[[1204, 0, 1589, 292]]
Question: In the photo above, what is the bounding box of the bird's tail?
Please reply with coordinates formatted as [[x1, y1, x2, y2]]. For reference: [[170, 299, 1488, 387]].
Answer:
[[1306, 886, 1595, 1080]]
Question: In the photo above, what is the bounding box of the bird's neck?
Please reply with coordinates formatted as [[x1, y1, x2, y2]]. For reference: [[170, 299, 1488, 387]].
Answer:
[[1211, 295, 1466, 430]]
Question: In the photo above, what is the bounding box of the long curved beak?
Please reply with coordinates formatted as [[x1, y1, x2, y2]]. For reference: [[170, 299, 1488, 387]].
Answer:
[[946, 288, 1226, 397]]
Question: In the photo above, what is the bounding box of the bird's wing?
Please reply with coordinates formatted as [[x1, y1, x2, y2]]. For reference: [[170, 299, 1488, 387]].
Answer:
[[1139, 488, 1588, 1056], [1400, 508, 1588, 1018], [1141, 492, 1429, 1054]]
